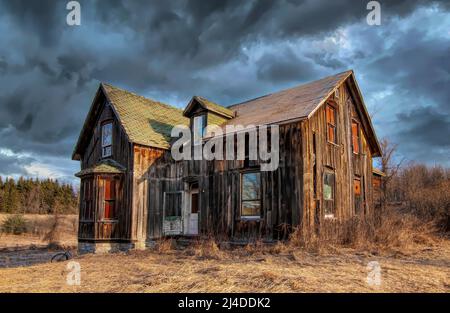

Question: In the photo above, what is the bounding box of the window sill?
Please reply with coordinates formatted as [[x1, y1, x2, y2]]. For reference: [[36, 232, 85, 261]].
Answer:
[[239, 216, 262, 221], [324, 214, 336, 220]]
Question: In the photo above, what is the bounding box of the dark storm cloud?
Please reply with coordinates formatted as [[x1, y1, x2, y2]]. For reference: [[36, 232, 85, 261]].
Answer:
[[359, 24, 450, 163], [394, 107, 450, 164], [0, 0, 449, 181], [0, 152, 35, 176], [396, 107, 450, 147], [0, 57, 6, 72], [367, 29, 450, 113], [256, 48, 317, 83], [0, 0, 64, 46]]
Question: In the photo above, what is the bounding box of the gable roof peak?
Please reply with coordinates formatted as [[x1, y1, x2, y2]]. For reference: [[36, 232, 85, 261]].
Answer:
[[72, 83, 188, 160], [183, 95, 234, 119]]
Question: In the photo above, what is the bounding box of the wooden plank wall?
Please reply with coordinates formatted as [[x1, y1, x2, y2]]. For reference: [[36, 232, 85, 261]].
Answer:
[[136, 123, 304, 241], [78, 96, 134, 242], [302, 82, 374, 233], [77, 85, 375, 243]]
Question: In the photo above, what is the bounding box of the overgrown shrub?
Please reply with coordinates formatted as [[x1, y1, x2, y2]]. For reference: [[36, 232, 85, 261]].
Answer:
[[387, 164, 450, 233], [186, 238, 225, 259], [1, 214, 28, 234], [288, 208, 438, 254]]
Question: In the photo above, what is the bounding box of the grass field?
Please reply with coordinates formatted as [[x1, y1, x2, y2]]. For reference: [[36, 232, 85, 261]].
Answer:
[[0, 214, 78, 248], [0, 239, 449, 293], [0, 214, 448, 293], [0, 214, 77, 268]]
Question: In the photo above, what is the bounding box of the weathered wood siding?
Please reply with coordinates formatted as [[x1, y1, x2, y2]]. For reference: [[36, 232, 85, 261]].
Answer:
[[135, 123, 304, 241], [77, 79, 377, 243], [78, 96, 134, 242], [302, 82, 374, 232]]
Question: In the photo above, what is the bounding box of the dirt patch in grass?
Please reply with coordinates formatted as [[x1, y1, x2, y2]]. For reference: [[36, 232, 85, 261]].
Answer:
[[0, 214, 77, 268], [0, 240, 448, 293]]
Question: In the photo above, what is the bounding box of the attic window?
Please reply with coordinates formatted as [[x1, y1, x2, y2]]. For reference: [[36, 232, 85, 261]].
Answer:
[[326, 103, 337, 144], [102, 122, 113, 157], [352, 120, 360, 154]]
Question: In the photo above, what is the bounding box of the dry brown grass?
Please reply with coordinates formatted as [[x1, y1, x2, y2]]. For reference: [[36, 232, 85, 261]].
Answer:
[[287, 208, 440, 255], [0, 239, 448, 293], [0, 214, 77, 249], [0, 211, 448, 292], [184, 238, 225, 260]]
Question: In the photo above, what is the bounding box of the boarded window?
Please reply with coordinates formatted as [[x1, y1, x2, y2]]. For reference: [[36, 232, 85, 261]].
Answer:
[[352, 120, 360, 154], [164, 192, 182, 218], [163, 192, 183, 235], [241, 172, 261, 218], [323, 171, 335, 218], [82, 179, 94, 220], [102, 122, 113, 157], [326, 104, 337, 144], [354, 178, 361, 195], [103, 178, 116, 219], [354, 177, 363, 214]]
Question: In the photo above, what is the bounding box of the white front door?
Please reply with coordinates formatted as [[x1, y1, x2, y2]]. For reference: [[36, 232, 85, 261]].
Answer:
[[188, 189, 199, 235]]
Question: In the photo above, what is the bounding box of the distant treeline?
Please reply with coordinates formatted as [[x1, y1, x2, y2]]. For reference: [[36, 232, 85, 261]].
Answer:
[[0, 176, 78, 214]]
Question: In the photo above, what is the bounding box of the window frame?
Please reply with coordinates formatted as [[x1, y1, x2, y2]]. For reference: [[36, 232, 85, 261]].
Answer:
[[323, 170, 336, 219], [354, 176, 362, 196], [163, 191, 183, 219], [240, 171, 262, 220], [354, 176, 363, 215], [102, 177, 117, 221], [191, 114, 207, 145], [351, 119, 361, 155], [81, 178, 94, 221], [325, 102, 338, 145], [101, 121, 113, 158]]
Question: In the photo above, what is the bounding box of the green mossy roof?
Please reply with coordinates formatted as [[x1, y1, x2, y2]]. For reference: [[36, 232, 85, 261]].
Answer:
[[193, 96, 234, 118], [102, 83, 189, 150], [75, 159, 126, 177]]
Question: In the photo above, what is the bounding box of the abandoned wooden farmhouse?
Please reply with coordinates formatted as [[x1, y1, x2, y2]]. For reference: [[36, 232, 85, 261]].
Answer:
[[72, 70, 382, 252]]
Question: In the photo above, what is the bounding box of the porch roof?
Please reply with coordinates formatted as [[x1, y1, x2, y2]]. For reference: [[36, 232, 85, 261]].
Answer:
[[75, 159, 126, 177]]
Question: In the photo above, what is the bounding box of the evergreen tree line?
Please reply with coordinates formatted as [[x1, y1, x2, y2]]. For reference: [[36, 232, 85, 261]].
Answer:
[[0, 176, 79, 214]]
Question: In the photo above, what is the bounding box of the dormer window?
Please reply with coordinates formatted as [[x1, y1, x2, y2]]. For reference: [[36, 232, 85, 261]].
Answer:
[[192, 115, 206, 145], [183, 96, 233, 145], [102, 122, 113, 157]]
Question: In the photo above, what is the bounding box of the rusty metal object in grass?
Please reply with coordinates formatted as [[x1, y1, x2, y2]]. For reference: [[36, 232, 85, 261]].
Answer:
[[51, 250, 73, 263]]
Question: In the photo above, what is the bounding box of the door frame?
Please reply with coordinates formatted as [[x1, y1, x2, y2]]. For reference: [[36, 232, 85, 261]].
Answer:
[[184, 182, 199, 235]]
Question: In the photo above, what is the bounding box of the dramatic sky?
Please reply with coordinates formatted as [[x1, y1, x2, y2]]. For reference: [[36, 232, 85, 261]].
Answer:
[[0, 0, 449, 185]]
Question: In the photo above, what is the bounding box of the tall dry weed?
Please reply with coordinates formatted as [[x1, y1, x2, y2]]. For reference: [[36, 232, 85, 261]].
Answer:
[[288, 208, 438, 254], [184, 238, 225, 259]]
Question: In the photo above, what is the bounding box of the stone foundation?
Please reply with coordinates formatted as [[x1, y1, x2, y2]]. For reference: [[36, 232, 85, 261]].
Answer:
[[78, 240, 157, 254], [78, 242, 134, 254]]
